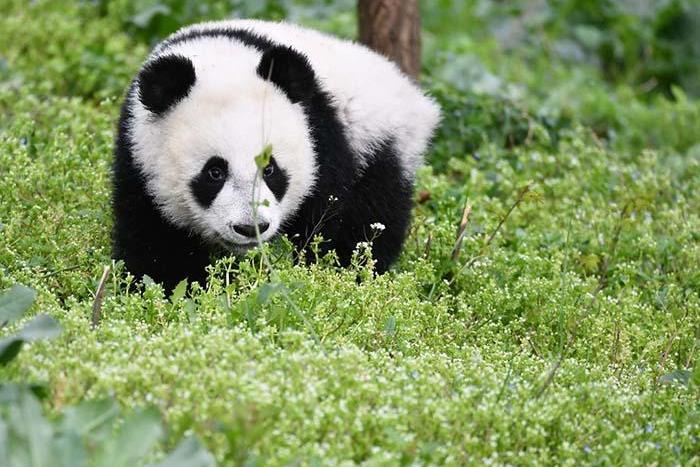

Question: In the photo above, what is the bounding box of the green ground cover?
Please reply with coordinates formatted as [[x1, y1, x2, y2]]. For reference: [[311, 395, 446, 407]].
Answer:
[[1, 0, 698, 464]]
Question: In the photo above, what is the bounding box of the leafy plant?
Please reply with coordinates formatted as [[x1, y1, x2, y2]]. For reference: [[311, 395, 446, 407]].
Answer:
[[1, 393, 214, 467], [0, 285, 214, 467], [0, 285, 60, 366]]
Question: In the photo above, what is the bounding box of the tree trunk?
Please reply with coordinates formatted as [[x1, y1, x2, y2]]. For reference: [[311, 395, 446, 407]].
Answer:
[[358, 0, 422, 80]]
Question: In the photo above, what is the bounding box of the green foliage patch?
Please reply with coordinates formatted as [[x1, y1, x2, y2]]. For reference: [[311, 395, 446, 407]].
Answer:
[[0, 0, 698, 465], [0, 283, 215, 466]]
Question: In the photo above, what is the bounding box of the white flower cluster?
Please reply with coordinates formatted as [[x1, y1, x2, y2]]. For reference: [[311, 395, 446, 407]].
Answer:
[[370, 222, 386, 231]]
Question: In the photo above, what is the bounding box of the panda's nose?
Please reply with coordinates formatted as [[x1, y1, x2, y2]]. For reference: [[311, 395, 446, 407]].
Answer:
[[233, 222, 269, 238]]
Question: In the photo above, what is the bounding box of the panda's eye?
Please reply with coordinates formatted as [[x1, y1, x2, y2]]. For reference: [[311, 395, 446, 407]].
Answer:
[[263, 163, 274, 178], [208, 166, 225, 181]]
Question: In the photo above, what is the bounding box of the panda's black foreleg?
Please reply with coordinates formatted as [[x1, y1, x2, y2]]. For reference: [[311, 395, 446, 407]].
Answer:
[[113, 213, 211, 293], [112, 143, 211, 292], [326, 141, 415, 273]]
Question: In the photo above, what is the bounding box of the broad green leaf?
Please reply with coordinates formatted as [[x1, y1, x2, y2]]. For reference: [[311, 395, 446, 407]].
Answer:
[[0, 383, 22, 404], [184, 299, 197, 322], [18, 315, 61, 341], [170, 279, 188, 303], [0, 315, 60, 365], [0, 419, 8, 467], [130, 4, 171, 28], [0, 285, 36, 326], [257, 282, 287, 305], [383, 315, 397, 338], [150, 437, 215, 467], [60, 399, 119, 439], [660, 370, 691, 386], [51, 432, 86, 467], [0, 337, 23, 365], [7, 391, 52, 467], [94, 407, 163, 467], [0, 383, 49, 403]]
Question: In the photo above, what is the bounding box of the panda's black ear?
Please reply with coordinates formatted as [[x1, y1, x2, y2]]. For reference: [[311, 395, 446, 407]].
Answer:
[[138, 55, 196, 115], [257, 46, 316, 103]]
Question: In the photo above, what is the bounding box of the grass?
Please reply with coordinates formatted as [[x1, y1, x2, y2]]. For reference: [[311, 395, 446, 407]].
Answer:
[[1, 0, 699, 464]]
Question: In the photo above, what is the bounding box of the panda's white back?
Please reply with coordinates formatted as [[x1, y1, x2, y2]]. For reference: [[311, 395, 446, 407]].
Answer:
[[157, 19, 441, 175]]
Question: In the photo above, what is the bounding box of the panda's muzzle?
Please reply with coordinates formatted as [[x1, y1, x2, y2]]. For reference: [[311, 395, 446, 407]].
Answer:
[[232, 222, 270, 239]]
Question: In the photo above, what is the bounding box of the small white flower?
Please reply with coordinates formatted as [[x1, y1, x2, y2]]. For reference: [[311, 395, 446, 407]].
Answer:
[[328, 195, 339, 203], [370, 222, 386, 231]]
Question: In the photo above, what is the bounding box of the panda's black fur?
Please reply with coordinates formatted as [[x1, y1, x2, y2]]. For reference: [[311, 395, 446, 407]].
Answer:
[[113, 24, 431, 291]]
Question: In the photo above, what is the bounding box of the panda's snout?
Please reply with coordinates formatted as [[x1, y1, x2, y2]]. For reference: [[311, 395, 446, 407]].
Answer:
[[231, 222, 270, 239]]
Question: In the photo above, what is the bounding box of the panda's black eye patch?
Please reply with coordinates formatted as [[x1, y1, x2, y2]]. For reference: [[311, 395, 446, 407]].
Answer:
[[262, 157, 289, 201], [263, 164, 274, 178], [190, 156, 229, 208], [208, 165, 225, 181]]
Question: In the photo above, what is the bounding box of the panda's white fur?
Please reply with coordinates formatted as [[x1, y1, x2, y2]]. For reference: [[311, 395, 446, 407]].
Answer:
[[113, 20, 441, 290]]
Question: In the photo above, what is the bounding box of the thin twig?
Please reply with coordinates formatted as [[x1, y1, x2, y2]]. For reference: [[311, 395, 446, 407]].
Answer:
[[91, 266, 111, 329], [657, 329, 678, 373], [423, 233, 432, 259], [450, 201, 472, 262], [443, 184, 532, 291], [484, 184, 531, 249], [496, 355, 517, 403], [533, 355, 564, 399]]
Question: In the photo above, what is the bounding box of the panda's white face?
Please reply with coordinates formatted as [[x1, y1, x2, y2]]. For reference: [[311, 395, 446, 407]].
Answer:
[[129, 46, 317, 251]]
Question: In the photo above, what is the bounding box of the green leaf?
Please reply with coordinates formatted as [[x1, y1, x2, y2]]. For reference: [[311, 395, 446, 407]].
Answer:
[[0, 284, 36, 326], [130, 4, 171, 29], [0, 383, 49, 403], [660, 370, 691, 386], [257, 282, 287, 305], [51, 432, 86, 467], [0, 337, 23, 365], [0, 314, 60, 365], [170, 279, 188, 303], [60, 399, 119, 440], [94, 407, 163, 467], [0, 419, 8, 467], [383, 315, 397, 338], [7, 391, 52, 467], [150, 436, 215, 467], [254, 143, 273, 169], [573, 25, 604, 48], [184, 299, 196, 323], [18, 315, 61, 341]]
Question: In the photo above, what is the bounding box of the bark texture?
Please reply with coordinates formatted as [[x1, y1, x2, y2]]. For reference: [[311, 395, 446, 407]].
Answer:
[[358, 0, 421, 79]]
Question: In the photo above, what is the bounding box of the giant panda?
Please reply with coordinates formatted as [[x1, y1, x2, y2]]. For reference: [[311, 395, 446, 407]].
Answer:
[[113, 20, 441, 291]]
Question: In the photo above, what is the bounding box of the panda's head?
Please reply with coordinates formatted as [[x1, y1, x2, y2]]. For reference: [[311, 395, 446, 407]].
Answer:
[[129, 44, 318, 252]]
